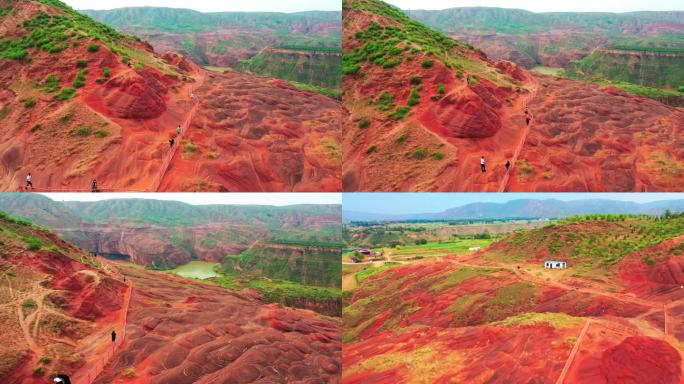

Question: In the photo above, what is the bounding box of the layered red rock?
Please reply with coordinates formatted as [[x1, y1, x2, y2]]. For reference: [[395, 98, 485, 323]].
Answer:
[[95, 263, 340, 383]]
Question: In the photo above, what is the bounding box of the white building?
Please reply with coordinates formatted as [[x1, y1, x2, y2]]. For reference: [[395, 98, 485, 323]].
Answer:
[[469, 247, 481, 251], [544, 260, 567, 269]]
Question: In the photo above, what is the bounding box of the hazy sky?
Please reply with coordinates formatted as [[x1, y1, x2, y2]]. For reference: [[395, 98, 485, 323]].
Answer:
[[343, 193, 684, 214], [62, 0, 340, 12], [42, 193, 341, 206], [387, 0, 682, 12]]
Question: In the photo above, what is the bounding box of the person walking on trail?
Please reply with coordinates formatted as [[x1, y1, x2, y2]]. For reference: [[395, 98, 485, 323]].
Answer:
[[505, 160, 511, 172], [526, 116, 531, 126], [91, 179, 98, 193], [25, 173, 33, 190], [524, 106, 529, 115], [169, 138, 175, 147], [176, 125, 182, 136], [111, 330, 117, 343], [480, 156, 486, 173]]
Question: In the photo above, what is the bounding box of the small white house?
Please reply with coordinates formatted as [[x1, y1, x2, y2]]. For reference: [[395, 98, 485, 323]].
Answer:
[[544, 260, 567, 269], [469, 247, 481, 251]]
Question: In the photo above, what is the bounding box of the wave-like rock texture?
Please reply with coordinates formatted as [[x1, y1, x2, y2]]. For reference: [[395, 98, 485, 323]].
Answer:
[[160, 71, 342, 192], [96, 69, 171, 119], [95, 264, 340, 383], [511, 76, 684, 191], [600, 336, 681, 384]]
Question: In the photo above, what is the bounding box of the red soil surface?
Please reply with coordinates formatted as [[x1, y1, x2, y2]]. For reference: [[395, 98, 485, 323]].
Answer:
[[616, 235, 684, 303], [158, 71, 342, 192], [344, 238, 684, 382], [95, 262, 340, 383], [342, 1, 684, 192], [0, 220, 128, 383], [601, 336, 681, 384], [510, 76, 684, 191], [0, 1, 342, 192]]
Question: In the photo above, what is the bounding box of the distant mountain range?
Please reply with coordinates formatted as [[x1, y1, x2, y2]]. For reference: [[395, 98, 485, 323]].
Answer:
[[405, 7, 684, 35], [82, 7, 342, 34], [0, 193, 340, 228], [343, 199, 684, 222]]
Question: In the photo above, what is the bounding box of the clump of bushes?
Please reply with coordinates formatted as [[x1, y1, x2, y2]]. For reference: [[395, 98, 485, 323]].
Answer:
[[71, 126, 92, 137], [40, 75, 60, 93], [73, 69, 87, 88], [407, 87, 421, 106], [75, 60, 87, 68], [437, 83, 446, 94], [412, 147, 428, 159], [22, 237, 42, 250], [375, 91, 395, 112], [24, 98, 36, 108], [358, 117, 370, 129], [366, 145, 377, 154], [87, 44, 100, 53], [389, 106, 411, 121], [422, 60, 434, 68], [410, 76, 422, 85]]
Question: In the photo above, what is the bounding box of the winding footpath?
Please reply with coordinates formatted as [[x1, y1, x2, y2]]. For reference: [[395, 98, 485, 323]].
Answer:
[[152, 72, 206, 192], [498, 83, 538, 192]]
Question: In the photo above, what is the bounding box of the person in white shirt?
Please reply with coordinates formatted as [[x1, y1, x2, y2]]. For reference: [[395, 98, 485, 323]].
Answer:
[[25, 173, 33, 189], [480, 156, 486, 173]]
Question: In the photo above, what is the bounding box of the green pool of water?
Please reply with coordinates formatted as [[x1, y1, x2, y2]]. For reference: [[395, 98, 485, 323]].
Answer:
[[170, 261, 220, 279]]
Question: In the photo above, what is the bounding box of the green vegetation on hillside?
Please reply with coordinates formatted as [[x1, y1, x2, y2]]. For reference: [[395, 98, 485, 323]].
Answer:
[[492, 213, 684, 270], [221, 243, 341, 288], [355, 262, 401, 284], [234, 48, 341, 90], [565, 49, 684, 90], [288, 81, 342, 100], [0, 1, 126, 61]]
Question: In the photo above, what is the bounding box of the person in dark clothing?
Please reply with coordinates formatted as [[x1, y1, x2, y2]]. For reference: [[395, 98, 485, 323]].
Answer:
[[169, 138, 175, 147], [524, 106, 529, 115], [111, 330, 117, 343], [526, 116, 531, 126], [480, 156, 486, 173], [91, 179, 98, 193], [505, 160, 511, 172], [54, 374, 72, 384]]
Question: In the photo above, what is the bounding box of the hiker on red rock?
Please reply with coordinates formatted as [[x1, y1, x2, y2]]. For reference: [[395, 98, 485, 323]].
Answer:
[[524, 106, 529, 115], [505, 161, 511, 172], [480, 156, 486, 173], [176, 125, 182, 136], [25, 173, 33, 190], [91, 179, 98, 193], [169, 138, 175, 147], [526, 116, 531, 126], [111, 330, 117, 343]]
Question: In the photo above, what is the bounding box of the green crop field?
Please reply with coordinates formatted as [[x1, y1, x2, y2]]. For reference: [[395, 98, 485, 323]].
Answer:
[[388, 239, 494, 260]]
